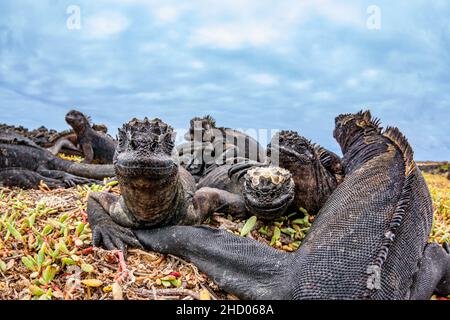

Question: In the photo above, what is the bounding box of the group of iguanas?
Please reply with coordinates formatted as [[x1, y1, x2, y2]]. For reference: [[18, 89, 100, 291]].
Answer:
[[0, 110, 448, 300]]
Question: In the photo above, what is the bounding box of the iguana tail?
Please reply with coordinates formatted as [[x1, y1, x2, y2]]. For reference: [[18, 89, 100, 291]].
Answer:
[[134, 226, 294, 300], [66, 162, 115, 179]]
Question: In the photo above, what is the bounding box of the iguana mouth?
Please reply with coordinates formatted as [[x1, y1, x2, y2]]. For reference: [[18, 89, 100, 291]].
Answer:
[[115, 161, 176, 177], [244, 191, 294, 219], [243, 166, 295, 219]]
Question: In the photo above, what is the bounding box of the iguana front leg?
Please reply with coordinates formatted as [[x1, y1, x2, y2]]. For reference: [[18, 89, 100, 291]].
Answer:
[[87, 192, 143, 254], [134, 226, 294, 299], [81, 143, 94, 164], [181, 187, 248, 224]]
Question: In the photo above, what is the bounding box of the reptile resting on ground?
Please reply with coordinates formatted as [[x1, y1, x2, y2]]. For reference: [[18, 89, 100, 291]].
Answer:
[[0, 120, 112, 157], [177, 115, 266, 182], [0, 130, 115, 189], [123, 110, 449, 300], [86, 117, 298, 253], [0, 123, 80, 156], [65, 110, 117, 164], [211, 130, 343, 215]]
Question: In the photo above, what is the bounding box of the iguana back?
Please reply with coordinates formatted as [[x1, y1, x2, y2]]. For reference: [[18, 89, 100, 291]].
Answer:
[[290, 113, 432, 299]]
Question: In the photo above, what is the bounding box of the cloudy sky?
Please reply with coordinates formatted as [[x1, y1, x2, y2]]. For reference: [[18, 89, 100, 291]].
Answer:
[[0, 0, 449, 160]]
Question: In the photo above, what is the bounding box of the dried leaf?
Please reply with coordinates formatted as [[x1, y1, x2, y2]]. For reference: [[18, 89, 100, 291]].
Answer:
[[81, 279, 103, 287], [112, 282, 123, 300]]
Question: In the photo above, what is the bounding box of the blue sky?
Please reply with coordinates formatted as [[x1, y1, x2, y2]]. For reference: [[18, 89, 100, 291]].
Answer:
[[0, 0, 449, 160]]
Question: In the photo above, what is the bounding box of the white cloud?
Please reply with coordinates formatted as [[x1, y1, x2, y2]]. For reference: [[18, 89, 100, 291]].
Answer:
[[362, 69, 379, 79], [346, 78, 359, 87], [154, 6, 180, 23], [190, 24, 279, 49], [189, 60, 205, 70], [248, 73, 279, 86], [85, 12, 130, 39], [290, 80, 313, 91]]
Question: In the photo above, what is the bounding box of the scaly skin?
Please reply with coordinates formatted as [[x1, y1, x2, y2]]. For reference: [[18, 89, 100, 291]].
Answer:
[[65, 110, 117, 164], [0, 130, 114, 189], [224, 131, 342, 215], [87, 118, 252, 253], [88, 118, 301, 253], [0, 123, 80, 155], [131, 111, 449, 300], [177, 115, 266, 181], [198, 165, 295, 220]]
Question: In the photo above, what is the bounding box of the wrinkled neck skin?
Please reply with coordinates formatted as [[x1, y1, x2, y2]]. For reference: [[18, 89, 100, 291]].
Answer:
[[279, 157, 336, 214], [339, 129, 389, 174], [117, 169, 184, 227]]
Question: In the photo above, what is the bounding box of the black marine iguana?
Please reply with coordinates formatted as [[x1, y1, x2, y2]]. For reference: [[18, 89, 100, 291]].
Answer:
[[65, 110, 117, 164], [198, 165, 295, 219], [218, 130, 343, 215], [177, 115, 266, 181], [0, 123, 80, 156], [0, 130, 115, 189], [86, 118, 296, 252], [126, 110, 449, 300]]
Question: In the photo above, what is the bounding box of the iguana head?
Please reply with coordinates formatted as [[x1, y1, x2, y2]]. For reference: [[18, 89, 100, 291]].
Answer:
[[268, 130, 316, 167], [114, 118, 177, 180], [243, 166, 295, 219], [267, 130, 330, 214], [333, 110, 382, 152], [65, 110, 91, 132], [186, 115, 216, 142]]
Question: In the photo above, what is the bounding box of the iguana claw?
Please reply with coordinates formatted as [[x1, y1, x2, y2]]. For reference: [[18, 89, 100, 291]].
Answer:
[[92, 222, 143, 257]]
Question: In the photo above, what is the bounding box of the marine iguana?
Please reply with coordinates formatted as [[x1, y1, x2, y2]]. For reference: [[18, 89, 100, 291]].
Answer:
[[126, 110, 449, 300], [87, 118, 296, 252], [0, 124, 80, 155], [223, 130, 342, 215], [0, 130, 115, 189], [65, 110, 117, 164], [198, 165, 295, 219], [177, 115, 266, 181]]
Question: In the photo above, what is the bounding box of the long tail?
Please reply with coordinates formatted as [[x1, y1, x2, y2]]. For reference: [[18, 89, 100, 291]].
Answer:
[[66, 162, 115, 179], [134, 226, 294, 300]]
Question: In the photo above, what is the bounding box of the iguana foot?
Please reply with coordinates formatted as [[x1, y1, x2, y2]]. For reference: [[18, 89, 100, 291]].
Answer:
[[62, 174, 99, 187], [91, 221, 142, 256], [87, 194, 143, 257]]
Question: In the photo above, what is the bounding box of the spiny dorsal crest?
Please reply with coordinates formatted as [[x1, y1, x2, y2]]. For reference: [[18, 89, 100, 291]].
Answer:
[[119, 117, 174, 142], [276, 130, 315, 153], [190, 115, 216, 128], [383, 126, 415, 175], [335, 110, 382, 133], [366, 126, 416, 294]]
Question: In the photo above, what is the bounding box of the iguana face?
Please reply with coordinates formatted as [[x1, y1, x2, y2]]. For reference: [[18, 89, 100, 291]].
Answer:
[[65, 110, 90, 132], [114, 118, 177, 180], [333, 110, 381, 151], [267, 130, 329, 213], [268, 130, 316, 167], [243, 166, 295, 219]]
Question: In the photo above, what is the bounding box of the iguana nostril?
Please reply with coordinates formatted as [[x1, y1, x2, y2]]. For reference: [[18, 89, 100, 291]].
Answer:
[[150, 141, 158, 151]]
